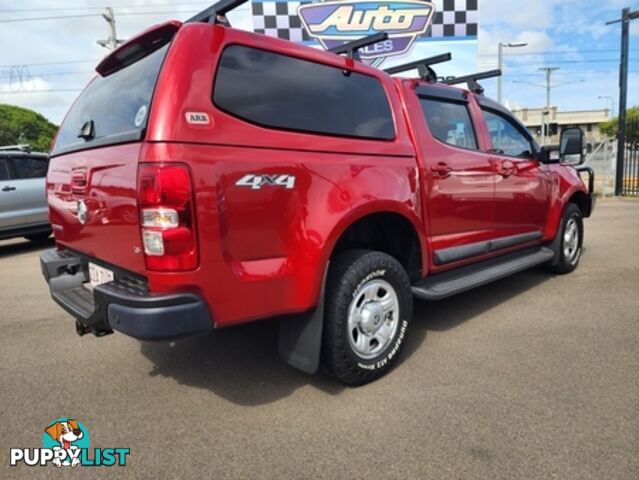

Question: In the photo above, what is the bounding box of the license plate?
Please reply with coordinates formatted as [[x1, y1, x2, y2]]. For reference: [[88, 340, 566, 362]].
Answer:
[[89, 263, 114, 288]]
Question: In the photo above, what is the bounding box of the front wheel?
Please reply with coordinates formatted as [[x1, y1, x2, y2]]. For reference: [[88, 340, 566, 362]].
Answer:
[[545, 203, 583, 274], [322, 250, 413, 385]]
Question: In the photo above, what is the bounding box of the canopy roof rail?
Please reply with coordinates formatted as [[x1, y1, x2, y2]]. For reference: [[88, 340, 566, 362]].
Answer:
[[384, 53, 452, 82], [187, 0, 250, 26], [441, 69, 502, 95], [328, 32, 389, 61]]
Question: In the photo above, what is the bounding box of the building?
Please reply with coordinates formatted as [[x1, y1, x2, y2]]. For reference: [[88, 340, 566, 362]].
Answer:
[[511, 107, 611, 151]]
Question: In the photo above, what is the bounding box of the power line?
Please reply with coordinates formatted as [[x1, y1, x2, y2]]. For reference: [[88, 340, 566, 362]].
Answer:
[[479, 48, 639, 57], [511, 58, 638, 66], [0, 2, 211, 13], [0, 10, 204, 23], [0, 6, 250, 22], [0, 89, 83, 94], [0, 60, 99, 68], [0, 71, 94, 79]]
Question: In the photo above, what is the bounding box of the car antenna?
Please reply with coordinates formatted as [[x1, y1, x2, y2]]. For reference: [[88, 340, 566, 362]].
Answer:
[[441, 69, 502, 95], [187, 0, 250, 26], [328, 32, 389, 62], [384, 53, 452, 82]]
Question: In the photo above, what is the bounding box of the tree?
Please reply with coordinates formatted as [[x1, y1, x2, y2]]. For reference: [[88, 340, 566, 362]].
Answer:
[[0, 104, 58, 152], [599, 106, 639, 144]]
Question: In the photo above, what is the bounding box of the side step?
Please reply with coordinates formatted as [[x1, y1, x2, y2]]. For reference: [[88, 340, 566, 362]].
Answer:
[[412, 246, 554, 301]]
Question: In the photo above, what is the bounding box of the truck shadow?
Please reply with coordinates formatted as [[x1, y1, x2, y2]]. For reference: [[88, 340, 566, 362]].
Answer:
[[0, 238, 54, 259], [138, 268, 550, 406]]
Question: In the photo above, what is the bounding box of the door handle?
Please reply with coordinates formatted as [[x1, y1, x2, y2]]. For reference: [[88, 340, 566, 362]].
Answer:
[[498, 160, 516, 178], [2, 186, 16, 192], [432, 162, 453, 178]]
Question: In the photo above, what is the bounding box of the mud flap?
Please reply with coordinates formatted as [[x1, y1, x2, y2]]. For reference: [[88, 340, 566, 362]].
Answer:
[[278, 266, 328, 374], [548, 214, 565, 267]]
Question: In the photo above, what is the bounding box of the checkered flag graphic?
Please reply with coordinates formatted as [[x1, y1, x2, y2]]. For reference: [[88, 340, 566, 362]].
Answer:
[[427, 0, 479, 38], [251, 1, 311, 41]]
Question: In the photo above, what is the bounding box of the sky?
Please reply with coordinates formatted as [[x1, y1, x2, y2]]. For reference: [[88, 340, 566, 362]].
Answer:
[[0, 0, 637, 124]]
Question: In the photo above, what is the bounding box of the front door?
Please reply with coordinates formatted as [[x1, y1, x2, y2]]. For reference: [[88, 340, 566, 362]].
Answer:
[[9, 156, 49, 227], [480, 108, 551, 239], [0, 158, 25, 230]]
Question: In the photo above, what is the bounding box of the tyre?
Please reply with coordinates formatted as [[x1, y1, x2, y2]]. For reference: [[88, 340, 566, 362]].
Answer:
[[545, 203, 583, 274], [322, 250, 412, 385], [24, 231, 52, 242]]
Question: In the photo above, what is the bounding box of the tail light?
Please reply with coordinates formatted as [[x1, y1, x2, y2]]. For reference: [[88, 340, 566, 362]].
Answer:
[[137, 163, 198, 271]]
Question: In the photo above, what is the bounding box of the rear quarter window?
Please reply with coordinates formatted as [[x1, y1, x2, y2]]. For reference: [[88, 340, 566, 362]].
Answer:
[[213, 45, 395, 140]]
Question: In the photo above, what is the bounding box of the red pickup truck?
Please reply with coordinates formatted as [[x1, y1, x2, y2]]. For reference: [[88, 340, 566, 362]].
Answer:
[[40, 0, 595, 385]]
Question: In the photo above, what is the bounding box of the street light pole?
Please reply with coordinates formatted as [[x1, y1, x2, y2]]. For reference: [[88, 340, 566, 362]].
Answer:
[[497, 41, 527, 105]]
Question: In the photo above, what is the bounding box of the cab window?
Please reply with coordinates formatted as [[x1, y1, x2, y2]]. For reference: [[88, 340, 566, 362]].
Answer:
[[11, 157, 48, 179], [0, 159, 9, 181], [420, 98, 477, 150], [482, 109, 533, 158]]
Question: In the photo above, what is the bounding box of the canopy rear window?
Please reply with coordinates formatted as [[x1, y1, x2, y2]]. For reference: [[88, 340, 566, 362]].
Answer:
[[52, 43, 169, 156]]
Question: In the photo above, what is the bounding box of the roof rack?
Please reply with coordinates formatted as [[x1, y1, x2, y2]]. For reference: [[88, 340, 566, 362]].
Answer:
[[0, 144, 31, 153], [384, 53, 452, 82], [328, 32, 389, 61], [441, 69, 502, 95], [187, 0, 250, 26]]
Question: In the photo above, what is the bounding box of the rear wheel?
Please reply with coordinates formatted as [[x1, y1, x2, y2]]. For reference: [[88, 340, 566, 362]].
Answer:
[[322, 250, 412, 385], [546, 203, 583, 274]]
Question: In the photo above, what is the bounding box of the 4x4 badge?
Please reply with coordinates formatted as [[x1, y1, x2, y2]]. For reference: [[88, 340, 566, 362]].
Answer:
[[236, 174, 296, 190]]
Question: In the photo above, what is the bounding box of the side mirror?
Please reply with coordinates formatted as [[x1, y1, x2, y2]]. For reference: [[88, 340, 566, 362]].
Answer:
[[559, 127, 584, 165]]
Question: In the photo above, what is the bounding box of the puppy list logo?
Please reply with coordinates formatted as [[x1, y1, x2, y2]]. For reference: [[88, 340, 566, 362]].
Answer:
[[298, 0, 436, 66], [9, 418, 130, 468]]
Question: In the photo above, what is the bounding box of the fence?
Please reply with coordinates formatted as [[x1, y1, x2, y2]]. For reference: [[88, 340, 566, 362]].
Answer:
[[621, 117, 639, 196]]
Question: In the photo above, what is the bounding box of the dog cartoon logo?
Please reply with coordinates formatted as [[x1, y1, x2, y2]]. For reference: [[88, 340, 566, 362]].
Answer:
[[10, 419, 129, 467], [43, 419, 89, 467]]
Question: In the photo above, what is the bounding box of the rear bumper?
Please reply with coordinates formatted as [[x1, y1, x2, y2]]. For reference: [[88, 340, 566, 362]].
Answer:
[[40, 249, 213, 340]]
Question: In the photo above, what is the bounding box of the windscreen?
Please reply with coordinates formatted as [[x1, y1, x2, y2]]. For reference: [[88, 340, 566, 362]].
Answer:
[[52, 43, 169, 156]]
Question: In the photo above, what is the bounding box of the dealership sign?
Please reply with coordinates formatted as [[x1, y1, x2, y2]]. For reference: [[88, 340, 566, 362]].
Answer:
[[252, 0, 479, 66], [298, 0, 435, 63]]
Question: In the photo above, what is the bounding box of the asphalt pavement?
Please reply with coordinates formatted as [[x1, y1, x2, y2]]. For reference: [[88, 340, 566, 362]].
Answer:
[[1, 199, 637, 479]]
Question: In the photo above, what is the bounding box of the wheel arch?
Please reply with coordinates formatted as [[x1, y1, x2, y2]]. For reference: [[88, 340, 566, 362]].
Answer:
[[322, 205, 426, 284]]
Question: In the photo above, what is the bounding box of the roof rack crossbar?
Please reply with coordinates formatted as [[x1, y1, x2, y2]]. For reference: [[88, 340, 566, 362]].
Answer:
[[441, 69, 502, 95], [328, 32, 389, 61], [0, 144, 31, 152], [383, 53, 452, 82], [187, 0, 250, 25]]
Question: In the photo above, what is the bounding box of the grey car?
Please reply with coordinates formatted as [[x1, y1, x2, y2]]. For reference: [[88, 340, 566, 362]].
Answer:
[[0, 146, 51, 242]]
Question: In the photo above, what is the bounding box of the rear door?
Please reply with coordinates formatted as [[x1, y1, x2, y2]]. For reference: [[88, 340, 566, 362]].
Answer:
[[9, 155, 49, 226], [406, 84, 498, 268], [0, 158, 24, 230]]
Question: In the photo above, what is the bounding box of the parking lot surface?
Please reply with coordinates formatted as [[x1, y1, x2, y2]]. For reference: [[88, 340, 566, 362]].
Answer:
[[1, 199, 638, 479]]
